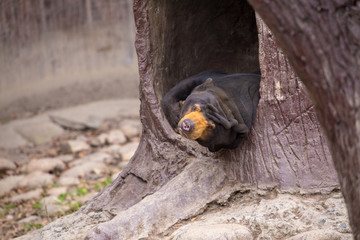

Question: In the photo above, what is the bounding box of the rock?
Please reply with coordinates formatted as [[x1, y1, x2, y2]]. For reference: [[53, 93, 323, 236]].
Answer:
[[0, 157, 16, 171], [0, 125, 28, 149], [15, 120, 64, 146], [58, 176, 80, 186], [69, 152, 113, 167], [119, 142, 139, 161], [76, 192, 98, 203], [57, 155, 74, 163], [61, 162, 108, 179], [48, 187, 68, 196], [172, 224, 253, 240], [27, 157, 65, 174], [49, 99, 140, 130], [89, 138, 101, 147], [11, 189, 43, 202], [107, 130, 126, 144], [118, 161, 129, 170], [97, 133, 108, 145], [41, 196, 70, 216], [19, 215, 41, 224], [111, 172, 120, 181], [61, 140, 90, 154], [287, 230, 351, 240], [18, 171, 54, 189], [0, 175, 25, 197], [119, 122, 141, 139], [100, 145, 123, 162]]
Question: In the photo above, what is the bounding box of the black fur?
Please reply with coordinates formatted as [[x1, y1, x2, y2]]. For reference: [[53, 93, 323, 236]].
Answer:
[[162, 70, 260, 152]]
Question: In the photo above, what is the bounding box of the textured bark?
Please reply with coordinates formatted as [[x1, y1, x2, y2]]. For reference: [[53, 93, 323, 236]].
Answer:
[[247, 0, 360, 238], [81, 0, 338, 238]]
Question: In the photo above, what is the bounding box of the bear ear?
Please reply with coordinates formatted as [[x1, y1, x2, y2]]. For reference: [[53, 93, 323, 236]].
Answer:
[[203, 78, 214, 88]]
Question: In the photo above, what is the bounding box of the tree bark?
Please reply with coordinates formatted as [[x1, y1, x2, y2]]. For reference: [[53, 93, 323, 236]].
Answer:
[[247, 0, 360, 238]]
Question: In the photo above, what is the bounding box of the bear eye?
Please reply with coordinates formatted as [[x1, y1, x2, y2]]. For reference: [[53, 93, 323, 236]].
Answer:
[[191, 106, 197, 111]]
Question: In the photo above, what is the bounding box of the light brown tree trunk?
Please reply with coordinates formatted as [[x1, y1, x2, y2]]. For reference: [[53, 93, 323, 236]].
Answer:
[[247, 0, 360, 238]]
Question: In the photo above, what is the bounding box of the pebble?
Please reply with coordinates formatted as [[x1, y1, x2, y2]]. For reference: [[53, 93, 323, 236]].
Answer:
[[41, 196, 70, 216], [101, 145, 123, 162], [18, 171, 54, 189], [0, 175, 25, 197], [119, 142, 139, 161], [107, 130, 127, 144], [119, 123, 141, 139], [0, 158, 16, 171], [57, 155, 74, 163], [19, 215, 41, 224], [69, 152, 113, 167], [61, 162, 108, 179], [47, 187, 68, 196], [61, 140, 90, 154], [27, 157, 65, 174], [58, 176, 80, 186], [11, 189, 43, 202], [97, 133, 108, 145]]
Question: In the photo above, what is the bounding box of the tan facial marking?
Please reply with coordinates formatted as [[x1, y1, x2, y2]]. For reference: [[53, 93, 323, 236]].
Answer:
[[178, 104, 215, 140]]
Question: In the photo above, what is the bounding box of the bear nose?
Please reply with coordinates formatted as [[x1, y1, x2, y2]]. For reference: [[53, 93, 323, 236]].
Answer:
[[181, 119, 194, 132]]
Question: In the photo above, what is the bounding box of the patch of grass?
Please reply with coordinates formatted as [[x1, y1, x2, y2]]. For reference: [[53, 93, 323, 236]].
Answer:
[[102, 177, 112, 187], [0, 203, 17, 217], [23, 223, 43, 231], [58, 193, 68, 202], [76, 187, 88, 196], [5, 203, 16, 211], [32, 201, 43, 209], [67, 201, 82, 214]]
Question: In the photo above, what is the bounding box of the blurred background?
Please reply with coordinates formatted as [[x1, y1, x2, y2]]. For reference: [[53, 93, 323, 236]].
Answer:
[[0, 0, 139, 122]]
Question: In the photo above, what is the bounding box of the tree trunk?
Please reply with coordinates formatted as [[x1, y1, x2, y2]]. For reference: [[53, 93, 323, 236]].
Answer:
[[247, 0, 360, 238], [17, 1, 341, 239]]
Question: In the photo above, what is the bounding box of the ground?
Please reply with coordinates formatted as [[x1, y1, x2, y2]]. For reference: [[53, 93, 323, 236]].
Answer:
[[0, 98, 353, 240]]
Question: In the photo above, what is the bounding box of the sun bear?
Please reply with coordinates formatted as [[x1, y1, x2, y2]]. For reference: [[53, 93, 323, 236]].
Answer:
[[162, 70, 260, 152]]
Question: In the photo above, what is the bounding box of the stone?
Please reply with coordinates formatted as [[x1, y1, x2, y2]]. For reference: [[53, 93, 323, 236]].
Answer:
[[107, 130, 127, 144], [0, 175, 25, 197], [119, 123, 141, 139], [15, 120, 64, 146], [119, 142, 139, 161], [41, 196, 70, 216], [97, 133, 108, 145], [49, 99, 140, 130], [0, 125, 28, 149], [61, 140, 90, 154], [11, 189, 43, 202], [287, 230, 351, 240], [57, 155, 74, 163], [118, 161, 129, 170], [27, 158, 65, 174], [69, 152, 113, 167], [0, 157, 16, 171], [48, 187, 68, 196], [58, 176, 80, 186], [100, 145, 123, 162], [111, 172, 120, 181], [18, 171, 54, 189], [172, 224, 253, 240], [19, 215, 41, 224], [61, 162, 108, 179]]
